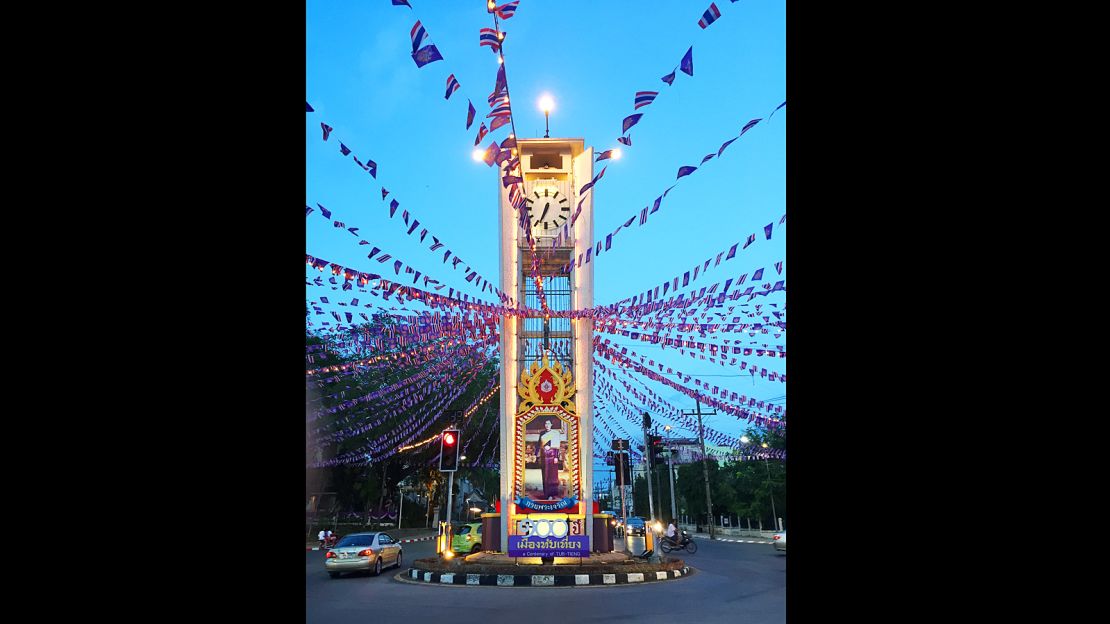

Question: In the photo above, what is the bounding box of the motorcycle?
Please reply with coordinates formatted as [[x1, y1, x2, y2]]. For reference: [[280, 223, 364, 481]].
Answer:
[[659, 530, 698, 554]]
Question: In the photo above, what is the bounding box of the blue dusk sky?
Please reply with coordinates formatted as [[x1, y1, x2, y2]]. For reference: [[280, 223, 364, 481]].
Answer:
[[306, 0, 785, 482]]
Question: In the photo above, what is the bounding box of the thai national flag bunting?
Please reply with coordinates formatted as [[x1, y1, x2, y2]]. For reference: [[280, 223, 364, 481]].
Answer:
[[444, 74, 460, 100], [410, 20, 428, 53], [634, 91, 658, 109], [493, 1, 519, 19], [487, 103, 512, 118], [698, 3, 721, 29], [479, 28, 501, 52]]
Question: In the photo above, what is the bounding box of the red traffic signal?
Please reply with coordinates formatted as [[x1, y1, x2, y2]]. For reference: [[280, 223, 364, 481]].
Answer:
[[439, 429, 461, 472]]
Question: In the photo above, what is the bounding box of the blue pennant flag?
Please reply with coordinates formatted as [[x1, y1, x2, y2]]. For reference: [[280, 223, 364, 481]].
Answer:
[[680, 47, 694, 76], [661, 68, 677, 85], [412, 44, 443, 68], [622, 113, 643, 134]]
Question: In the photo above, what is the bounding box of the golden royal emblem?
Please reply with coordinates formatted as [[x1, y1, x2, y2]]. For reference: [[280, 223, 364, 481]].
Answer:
[[516, 352, 576, 416]]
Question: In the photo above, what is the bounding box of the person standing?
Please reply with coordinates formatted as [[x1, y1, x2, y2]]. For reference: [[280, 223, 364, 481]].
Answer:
[[539, 420, 562, 498], [318, 529, 326, 549]]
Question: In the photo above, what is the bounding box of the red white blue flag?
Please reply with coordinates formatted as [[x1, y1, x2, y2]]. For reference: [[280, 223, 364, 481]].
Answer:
[[479, 28, 501, 52], [493, 1, 519, 19], [445, 74, 461, 100], [698, 3, 721, 29], [617, 136, 632, 146], [410, 20, 428, 53], [474, 122, 488, 146], [466, 100, 476, 129], [634, 91, 658, 109]]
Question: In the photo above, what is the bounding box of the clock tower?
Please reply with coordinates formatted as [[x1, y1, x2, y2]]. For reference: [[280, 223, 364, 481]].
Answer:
[[498, 138, 596, 552]]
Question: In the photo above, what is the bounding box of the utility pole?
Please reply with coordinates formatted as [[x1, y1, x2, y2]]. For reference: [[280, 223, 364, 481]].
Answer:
[[653, 426, 663, 521], [683, 398, 717, 540], [642, 412, 655, 522], [666, 432, 677, 522]]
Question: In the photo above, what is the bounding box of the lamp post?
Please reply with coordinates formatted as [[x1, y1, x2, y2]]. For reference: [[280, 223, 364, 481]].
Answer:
[[664, 425, 677, 523], [397, 480, 406, 529], [539, 94, 554, 138], [761, 442, 779, 531]]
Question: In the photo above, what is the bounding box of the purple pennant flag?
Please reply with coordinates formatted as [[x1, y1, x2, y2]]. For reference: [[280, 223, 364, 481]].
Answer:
[[596, 149, 613, 161], [677, 165, 697, 179], [412, 44, 443, 68], [489, 115, 511, 132], [394, 260, 402, 275], [622, 113, 643, 134], [389, 199, 399, 218], [622, 215, 635, 228], [663, 184, 677, 196], [718, 136, 739, 157], [500, 136, 517, 150], [679, 47, 694, 76], [392, 0, 411, 7], [502, 174, 522, 187], [306, 101, 314, 112], [764, 222, 773, 239], [769, 100, 786, 119], [494, 63, 507, 94], [381, 188, 389, 200], [321, 123, 333, 141], [650, 196, 662, 214], [740, 118, 762, 137], [305, 205, 314, 217], [617, 135, 632, 146], [339, 143, 351, 156], [366, 159, 377, 178], [482, 141, 500, 166], [700, 153, 715, 164], [466, 100, 476, 130], [661, 68, 677, 85], [725, 243, 738, 260], [317, 203, 332, 219], [752, 268, 764, 281], [605, 233, 612, 250]]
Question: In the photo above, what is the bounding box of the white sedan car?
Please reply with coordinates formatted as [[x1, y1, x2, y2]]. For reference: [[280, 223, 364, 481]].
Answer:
[[772, 530, 786, 553]]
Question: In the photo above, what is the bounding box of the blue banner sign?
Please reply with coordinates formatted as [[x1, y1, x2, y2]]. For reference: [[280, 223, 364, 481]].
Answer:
[[508, 535, 590, 557], [515, 496, 577, 511]]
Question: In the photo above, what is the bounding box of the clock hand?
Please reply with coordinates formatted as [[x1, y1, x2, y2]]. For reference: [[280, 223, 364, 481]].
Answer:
[[540, 203, 550, 221]]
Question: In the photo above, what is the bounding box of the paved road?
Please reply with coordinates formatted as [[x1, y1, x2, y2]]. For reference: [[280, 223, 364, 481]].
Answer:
[[307, 538, 785, 624]]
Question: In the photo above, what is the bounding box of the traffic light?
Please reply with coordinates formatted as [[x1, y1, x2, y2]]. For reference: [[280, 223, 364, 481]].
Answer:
[[439, 429, 460, 472], [648, 435, 665, 468]]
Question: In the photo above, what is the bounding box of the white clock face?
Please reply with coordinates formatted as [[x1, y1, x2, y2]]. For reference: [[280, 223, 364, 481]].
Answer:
[[524, 185, 570, 232]]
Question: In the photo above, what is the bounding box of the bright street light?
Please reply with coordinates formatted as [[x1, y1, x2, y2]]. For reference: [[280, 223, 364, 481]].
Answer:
[[539, 94, 555, 138], [612, 148, 622, 160], [472, 148, 485, 162]]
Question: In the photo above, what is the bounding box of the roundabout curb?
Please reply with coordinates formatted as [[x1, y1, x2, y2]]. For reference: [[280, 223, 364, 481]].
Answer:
[[402, 566, 692, 587]]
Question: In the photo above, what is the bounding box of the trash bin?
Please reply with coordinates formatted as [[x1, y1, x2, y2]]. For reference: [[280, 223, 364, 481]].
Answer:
[[626, 535, 647, 556]]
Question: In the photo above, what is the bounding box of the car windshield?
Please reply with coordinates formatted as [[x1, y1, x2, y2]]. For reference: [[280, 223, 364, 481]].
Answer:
[[457, 526, 470, 535], [627, 518, 645, 526], [335, 535, 375, 547]]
